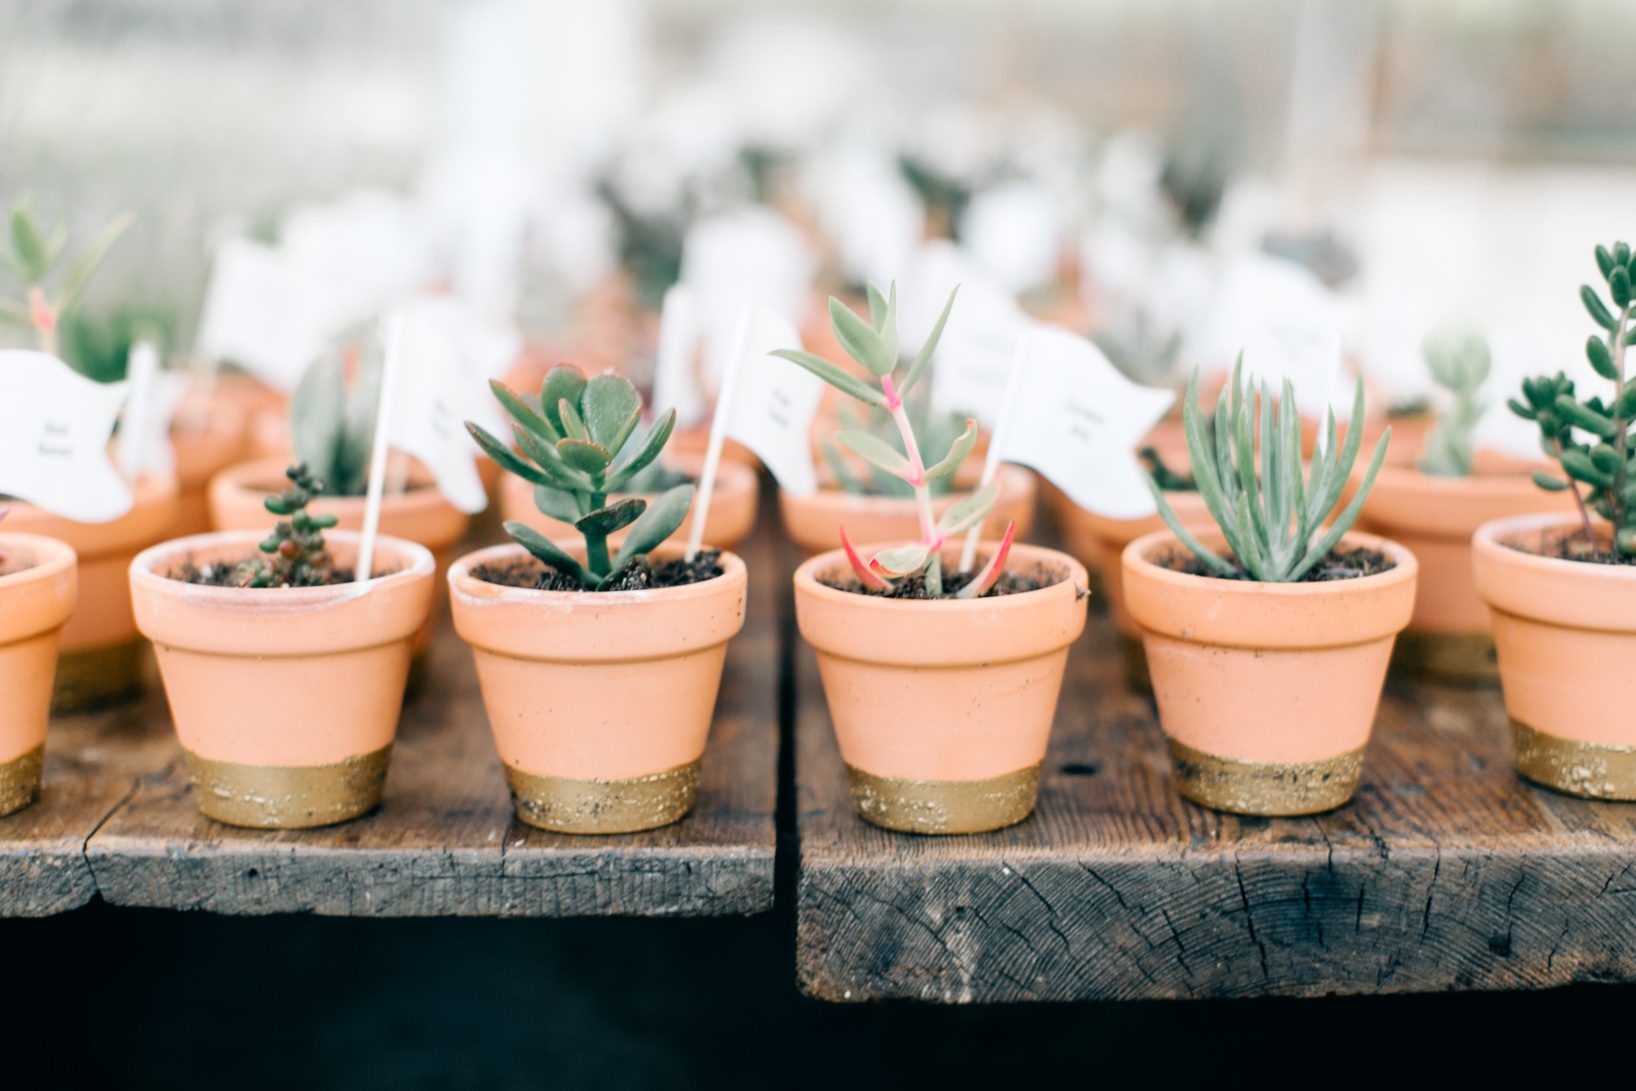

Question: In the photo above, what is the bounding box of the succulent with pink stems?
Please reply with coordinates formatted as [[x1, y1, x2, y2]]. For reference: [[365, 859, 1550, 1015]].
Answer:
[[773, 282, 1014, 598]]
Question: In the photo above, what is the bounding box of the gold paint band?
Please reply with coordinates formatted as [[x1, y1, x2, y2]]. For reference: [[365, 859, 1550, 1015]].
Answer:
[[1167, 738, 1364, 816], [1512, 719, 1636, 801], [504, 759, 701, 834], [845, 763, 1040, 835], [183, 745, 392, 829], [52, 639, 143, 713], [0, 745, 43, 818], [1393, 630, 1499, 684]]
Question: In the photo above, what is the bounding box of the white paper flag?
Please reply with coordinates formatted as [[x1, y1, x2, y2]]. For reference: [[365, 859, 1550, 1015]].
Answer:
[[280, 191, 434, 334], [680, 208, 816, 386], [963, 178, 1062, 295], [988, 326, 1176, 519], [194, 238, 333, 393], [900, 242, 1031, 427], [651, 284, 707, 429], [0, 351, 133, 522], [115, 341, 188, 479], [721, 307, 822, 497], [383, 306, 490, 515], [398, 293, 521, 439]]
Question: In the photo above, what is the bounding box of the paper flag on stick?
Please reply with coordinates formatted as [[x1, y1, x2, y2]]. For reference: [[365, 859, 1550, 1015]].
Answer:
[[115, 341, 188, 480], [720, 307, 822, 498], [194, 238, 333, 394], [900, 242, 1031, 428], [382, 305, 491, 515], [0, 350, 133, 522], [652, 284, 706, 428]]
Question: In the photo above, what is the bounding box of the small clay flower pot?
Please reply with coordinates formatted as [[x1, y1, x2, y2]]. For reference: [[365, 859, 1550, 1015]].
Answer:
[[0, 535, 77, 816], [168, 402, 247, 538], [666, 429, 761, 473], [4, 475, 180, 711], [793, 542, 1088, 835], [130, 530, 435, 828], [1123, 528, 1417, 816], [1473, 513, 1636, 800], [498, 451, 759, 554], [449, 542, 747, 834], [1358, 458, 1575, 682], [779, 465, 1037, 557]]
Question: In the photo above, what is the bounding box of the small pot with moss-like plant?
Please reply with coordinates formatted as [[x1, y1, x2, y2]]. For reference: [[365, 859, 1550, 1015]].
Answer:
[[785, 284, 1088, 835], [1355, 331, 1575, 682], [130, 466, 435, 828], [452, 370, 745, 834], [1123, 362, 1416, 816], [0, 514, 77, 816], [1474, 241, 1636, 800]]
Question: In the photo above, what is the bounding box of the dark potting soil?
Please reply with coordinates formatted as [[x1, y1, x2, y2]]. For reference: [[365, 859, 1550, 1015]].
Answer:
[[1504, 527, 1636, 567], [821, 564, 1067, 600], [1163, 545, 1395, 583], [166, 560, 363, 588], [474, 549, 725, 592]]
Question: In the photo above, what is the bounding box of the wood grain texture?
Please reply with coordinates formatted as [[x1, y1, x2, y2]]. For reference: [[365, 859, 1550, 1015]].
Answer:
[[2, 520, 777, 919], [796, 615, 1636, 1003]]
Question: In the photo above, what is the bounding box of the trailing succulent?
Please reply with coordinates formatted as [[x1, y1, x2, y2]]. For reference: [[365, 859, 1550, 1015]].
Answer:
[[237, 464, 339, 588], [1149, 360, 1389, 583], [1510, 240, 1636, 556], [773, 282, 1014, 599], [0, 198, 133, 357], [288, 340, 380, 497], [1418, 330, 1490, 478], [469, 365, 694, 590]]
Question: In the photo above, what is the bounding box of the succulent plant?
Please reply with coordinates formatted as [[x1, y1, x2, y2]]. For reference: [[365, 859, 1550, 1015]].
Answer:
[[469, 365, 694, 590], [0, 198, 134, 357], [1140, 446, 1194, 492], [820, 395, 971, 500], [1418, 330, 1490, 478], [1093, 311, 1184, 388], [289, 340, 380, 498], [57, 303, 176, 384], [236, 464, 339, 588], [1510, 241, 1636, 555], [1150, 361, 1389, 582], [773, 283, 1012, 598]]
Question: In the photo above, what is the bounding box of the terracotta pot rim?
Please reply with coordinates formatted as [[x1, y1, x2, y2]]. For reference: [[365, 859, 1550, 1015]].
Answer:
[[448, 541, 747, 607], [211, 456, 450, 515], [0, 533, 77, 588], [131, 529, 436, 606], [1124, 527, 1418, 599], [1474, 512, 1636, 582], [793, 540, 1085, 613], [1369, 462, 1547, 500], [785, 464, 1033, 515]]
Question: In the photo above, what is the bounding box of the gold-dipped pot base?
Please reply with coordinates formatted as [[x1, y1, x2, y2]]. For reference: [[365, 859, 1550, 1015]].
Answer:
[[1512, 719, 1636, 801], [505, 759, 701, 834], [183, 746, 392, 829], [1167, 738, 1364, 816], [52, 640, 143, 713], [845, 763, 1040, 835], [0, 745, 44, 818], [1393, 629, 1499, 684]]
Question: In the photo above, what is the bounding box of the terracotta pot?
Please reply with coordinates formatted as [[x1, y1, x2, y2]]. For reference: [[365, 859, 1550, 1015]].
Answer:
[[168, 402, 247, 538], [130, 530, 435, 828], [1473, 513, 1636, 800], [449, 542, 747, 834], [246, 406, 291, 461], [1358, 457, 1574, 682], [209, 457, 469, 656], [0, 535, 77, 817], [793, 542, 1088, 834], [667, 428, 761, 473], [497, 451, 759, 554], [3, 476, 179, 711], [780, 465, 1037, 557], [1123, 528, 1417, 816]]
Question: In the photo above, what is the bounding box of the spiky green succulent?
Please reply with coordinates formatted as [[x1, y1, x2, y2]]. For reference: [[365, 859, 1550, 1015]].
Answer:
[[0, 197, 133, 357]]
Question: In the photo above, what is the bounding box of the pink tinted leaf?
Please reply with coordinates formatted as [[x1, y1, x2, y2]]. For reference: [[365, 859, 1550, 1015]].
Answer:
[[840, 525, 892, 591], [869, 541, 930, 579], [955, 520, 1015, 599]]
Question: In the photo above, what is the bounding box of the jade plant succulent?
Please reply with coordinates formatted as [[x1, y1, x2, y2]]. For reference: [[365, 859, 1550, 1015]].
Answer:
[[469, 365, 694, 589], [1418, 330, 1490, 478], [1150, 360, 1389, 582], [0, 198, 134, 357], [773, 283, 1012, 598], [289, 340, 380, 497], [1510, 240, 1636, 555], [237, 464, 338, 588]]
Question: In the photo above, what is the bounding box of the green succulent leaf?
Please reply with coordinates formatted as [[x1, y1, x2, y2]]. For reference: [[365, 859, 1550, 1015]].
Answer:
[[1531, 470, 1570, 491], [935, 480, 1000, 537], [9, 201, 48, 283], [576, 497, 645, 537], [541, 366, 588, 433], [612, 483, 693, 569], [556, 397, 589, 441], [556, 437, 612, 476], [582, 373, 643, 451], [866, 283, 889, 328], [769, 348, 888, 407], [531, 483, 583, 523], [899, 285, 959, 397], [1582, 285, 1618, 331], [467, 421, 556, 488], [504, 521, 593, 586], [54, 212, 134, 315], [828, 295, 893, 376], [870, 542, 930, 578], [1554, 395, 1618, 439], [491, 380, 560, 441], [1587, 336, 1618, 381], [922, 418, 978, 481], [837, 429, 913, 478], [513, 425, 594, 491], [604, 410, 677, 490], [1561, 448, 1611, 486]]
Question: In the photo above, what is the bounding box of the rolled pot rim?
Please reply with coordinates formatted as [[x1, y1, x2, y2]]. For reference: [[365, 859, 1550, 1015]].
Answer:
[[131, 528, 435, 606], [1123, 526, 1418, 598], [0, 532, 78, 587], [448, 540, 747, 607], [211, 456, 449, 514], [1473, 511, 1636, 581], [785, 463, 1034, 513], [792, 540, 1087, 612], [1367, 459, 1552, 500]]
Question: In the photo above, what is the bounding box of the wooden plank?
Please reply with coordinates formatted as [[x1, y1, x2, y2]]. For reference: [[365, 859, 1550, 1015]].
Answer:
[[67, 522, 779, 918], [795, 616, 1636, 1002]]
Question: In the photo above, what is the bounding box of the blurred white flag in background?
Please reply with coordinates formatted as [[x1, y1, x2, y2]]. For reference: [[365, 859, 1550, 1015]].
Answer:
[[0, 351, 133, 523]]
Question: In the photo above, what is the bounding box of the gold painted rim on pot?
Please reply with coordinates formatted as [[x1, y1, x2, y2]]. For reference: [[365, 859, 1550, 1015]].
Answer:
[[0, 745, 43, 818], [183, 745, 392, 829], [845, 763, 1040, 835], [1512, 720, 1636, 801], [52, 639, 143, 713], [1167, 738, 1363, 816], [505, 759, 701, 834], [1392, 629, 1498, 684]]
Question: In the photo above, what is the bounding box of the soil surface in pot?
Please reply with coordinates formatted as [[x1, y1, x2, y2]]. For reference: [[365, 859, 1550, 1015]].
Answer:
[[1141, 446, 1194, 491], [820, 564, 1064, 600], [1501, 526, 1636, 567], [166, 559, 368, 587], [1162, 545, 1395, 582], [474, 549, 725, 592]]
